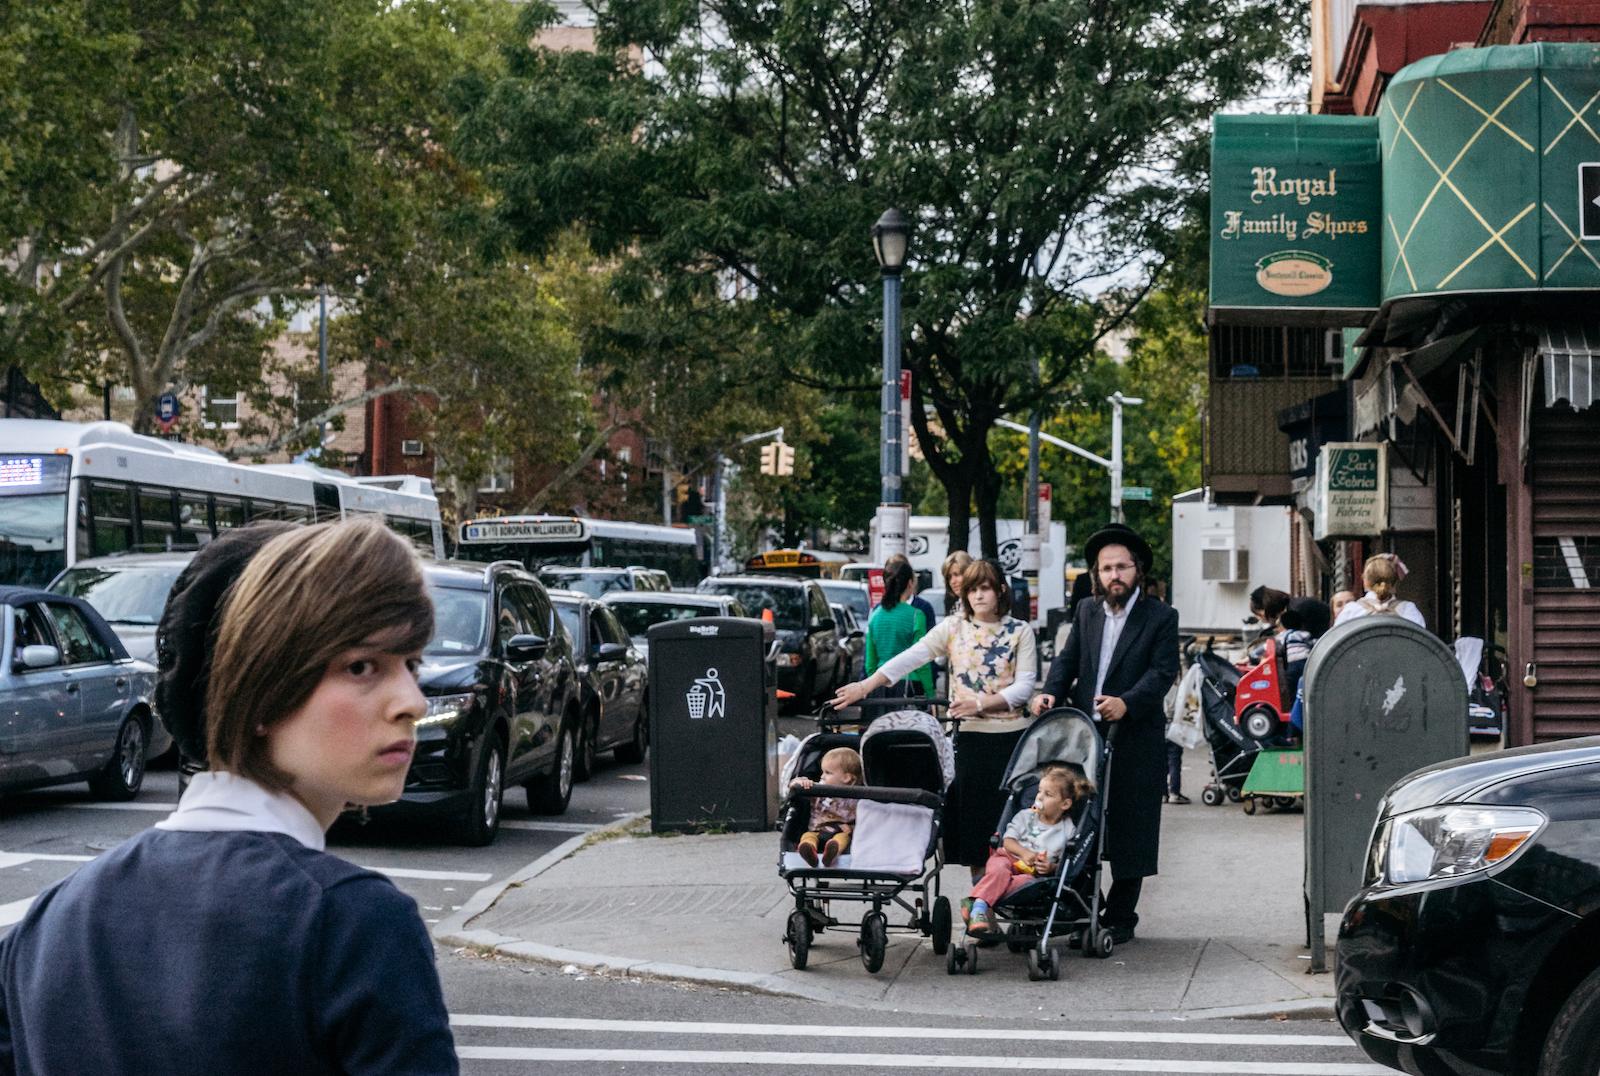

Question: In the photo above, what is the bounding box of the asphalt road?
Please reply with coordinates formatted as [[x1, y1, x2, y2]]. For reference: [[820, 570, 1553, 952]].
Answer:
[[1, 740, 1385, 1074]]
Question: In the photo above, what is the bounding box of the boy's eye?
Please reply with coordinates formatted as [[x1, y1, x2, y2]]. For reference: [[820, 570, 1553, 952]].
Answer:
[[348, 659, 375, 676]]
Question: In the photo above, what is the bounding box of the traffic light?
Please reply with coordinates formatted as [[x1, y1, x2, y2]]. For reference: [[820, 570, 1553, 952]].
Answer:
[[760, 443, 778, 475], [777, 443, 795, 476]]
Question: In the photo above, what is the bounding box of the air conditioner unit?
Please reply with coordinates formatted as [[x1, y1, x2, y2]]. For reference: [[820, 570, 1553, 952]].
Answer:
[[1201, 546, 1249, 583], [400, 439, 424, 457]]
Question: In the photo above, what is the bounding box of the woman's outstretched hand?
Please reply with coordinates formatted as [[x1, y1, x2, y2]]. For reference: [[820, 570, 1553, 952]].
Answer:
[[831, 680, 869, 710]]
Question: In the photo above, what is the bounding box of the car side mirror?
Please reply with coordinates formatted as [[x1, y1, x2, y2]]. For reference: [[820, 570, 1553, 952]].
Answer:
[[594, 642, 630, 662], [17, 644, 62, 670], [505, 633, 548, 661]]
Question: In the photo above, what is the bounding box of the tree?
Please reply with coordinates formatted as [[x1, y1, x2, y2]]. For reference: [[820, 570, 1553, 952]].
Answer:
[[457, 0, 1302, 557], [1, 0, 513, 434], [994, 287, 1207, 581]]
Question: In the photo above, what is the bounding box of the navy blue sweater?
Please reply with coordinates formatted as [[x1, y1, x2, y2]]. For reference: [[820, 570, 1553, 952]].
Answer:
[[0, 829, 457, 1075]]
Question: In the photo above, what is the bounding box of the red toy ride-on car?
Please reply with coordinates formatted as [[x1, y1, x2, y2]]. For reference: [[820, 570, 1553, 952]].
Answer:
[[1235, 637, 1292, 742]]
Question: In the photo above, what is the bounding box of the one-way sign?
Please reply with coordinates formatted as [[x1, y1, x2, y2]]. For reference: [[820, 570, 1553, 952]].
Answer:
[[1582, 163, 1600, 240]]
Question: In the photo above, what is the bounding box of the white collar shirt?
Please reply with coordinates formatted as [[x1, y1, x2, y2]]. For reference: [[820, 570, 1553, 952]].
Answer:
[[1093, 588, 1140, 698], [155, 770, 326, 851]]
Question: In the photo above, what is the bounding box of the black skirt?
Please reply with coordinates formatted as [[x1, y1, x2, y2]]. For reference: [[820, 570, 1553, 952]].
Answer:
[[944, 726, 1028, 868]]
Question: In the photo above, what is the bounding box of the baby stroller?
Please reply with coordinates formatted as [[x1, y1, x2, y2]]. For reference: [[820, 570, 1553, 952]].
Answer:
[[946, 707, 1113, 981], [778, 707, 955, 973], [1193, 648, 1261, 806]]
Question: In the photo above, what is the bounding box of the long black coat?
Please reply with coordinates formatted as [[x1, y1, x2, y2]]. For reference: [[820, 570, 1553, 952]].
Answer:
[[1041, 594, 1179, 880]]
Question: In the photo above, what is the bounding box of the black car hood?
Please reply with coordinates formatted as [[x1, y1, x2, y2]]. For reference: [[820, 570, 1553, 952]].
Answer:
[[418, 656, 485, 692], [1381, 736, 1600, 817]]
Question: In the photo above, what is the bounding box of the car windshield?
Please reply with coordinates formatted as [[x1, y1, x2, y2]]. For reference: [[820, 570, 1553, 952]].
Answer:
[[609, 601, 721, 641], [541, 569, 627, 597], [701, 584, 806, 629], [51, 564, 187, 625], [426, 587, 487, 655], [554, 602, 582, 646], [819, 583, 871, 622]]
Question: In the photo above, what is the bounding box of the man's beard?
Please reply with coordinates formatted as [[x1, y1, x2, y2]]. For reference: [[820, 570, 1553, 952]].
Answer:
[[1103, 579, 1135, 611]]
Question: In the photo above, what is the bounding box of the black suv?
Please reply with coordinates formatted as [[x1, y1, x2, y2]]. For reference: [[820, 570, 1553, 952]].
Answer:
[[696, 575, 838, 711], [548, 591, 648, 780], [1337, 737, 1600, 1076], [376, 560, 582, 845]]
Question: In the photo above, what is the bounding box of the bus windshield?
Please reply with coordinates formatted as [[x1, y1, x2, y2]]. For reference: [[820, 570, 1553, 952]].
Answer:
[[0, 455, 71, 587]]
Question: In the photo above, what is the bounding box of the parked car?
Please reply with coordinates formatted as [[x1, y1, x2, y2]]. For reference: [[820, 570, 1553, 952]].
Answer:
[[0, 587, 157, 800], [548, 590, 648, 779], [830, 602, 865, 684], [1336, 737, 1600, 1076], [48, 552, 192, 760], [818, 579, 871, 629], [603, 591, 749, 661], [696, 575, 839, 712], [536, 566, 669, 598], [371, 561, 583, 845]]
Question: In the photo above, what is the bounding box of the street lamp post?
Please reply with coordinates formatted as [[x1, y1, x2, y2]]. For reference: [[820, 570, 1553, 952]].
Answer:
[[872, 208, 911, 560], [1107, 391, 1143, 523]]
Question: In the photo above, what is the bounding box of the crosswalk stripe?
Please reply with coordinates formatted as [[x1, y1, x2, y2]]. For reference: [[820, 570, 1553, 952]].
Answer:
[[0, 852, 95, 868], [452, 1047, 1387, 1073], [498, 820, 599, 833], [448, 1015, 1353, 1048], [63, 801, 177, 812], [368, 866, 492, 882]]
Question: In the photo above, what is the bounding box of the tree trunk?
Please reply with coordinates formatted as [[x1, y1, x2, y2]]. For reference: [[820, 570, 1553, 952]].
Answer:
[[973, 455, 1002, 561], [943, 467, 972, 557]]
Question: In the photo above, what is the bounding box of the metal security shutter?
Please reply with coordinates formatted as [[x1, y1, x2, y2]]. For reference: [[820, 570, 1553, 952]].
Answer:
[[1528, 403, 1600, 740]]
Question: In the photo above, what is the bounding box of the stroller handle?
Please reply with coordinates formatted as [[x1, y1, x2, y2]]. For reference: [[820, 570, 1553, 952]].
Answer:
[[815, 696, 949, 730]]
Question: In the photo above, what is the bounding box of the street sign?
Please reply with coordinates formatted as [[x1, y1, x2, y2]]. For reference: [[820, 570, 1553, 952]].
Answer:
[[1122, 486, 1153, 501], [686, 514, 714, 525], [155, 393, 181, 432], [1582, 162, 1600, 240]]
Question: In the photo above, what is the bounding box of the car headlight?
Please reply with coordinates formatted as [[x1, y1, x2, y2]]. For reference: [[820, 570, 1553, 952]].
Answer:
[[1382, 805, 1545, 885], [417, 692, 475, 729], [775, 653, 803, 668]]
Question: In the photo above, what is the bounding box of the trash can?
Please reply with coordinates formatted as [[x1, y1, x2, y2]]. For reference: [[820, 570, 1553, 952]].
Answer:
[[1302, 616, 1468, 970], [647, 616, 779, 833]]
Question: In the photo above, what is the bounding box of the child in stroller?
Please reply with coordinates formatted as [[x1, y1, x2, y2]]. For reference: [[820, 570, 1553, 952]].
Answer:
[[946, 707, 1116, 980], [789, 747, 863, 866], [965, 765, 1092, 934]]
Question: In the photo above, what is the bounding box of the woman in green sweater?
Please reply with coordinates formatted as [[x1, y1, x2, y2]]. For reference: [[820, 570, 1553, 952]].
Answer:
[[864, 559, 935, 696]]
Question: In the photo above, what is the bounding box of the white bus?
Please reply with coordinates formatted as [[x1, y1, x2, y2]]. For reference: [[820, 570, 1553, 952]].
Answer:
[[0, 419, 444, 587], [454, 515, 705, 587]]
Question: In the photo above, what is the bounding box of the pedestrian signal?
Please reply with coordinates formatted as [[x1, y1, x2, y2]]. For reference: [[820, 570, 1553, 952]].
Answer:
[[760, 443, 778, 475], [777, 443, 795, 476]]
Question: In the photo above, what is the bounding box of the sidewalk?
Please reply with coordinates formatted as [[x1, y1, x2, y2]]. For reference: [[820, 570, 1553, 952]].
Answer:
[[435, 787, 1338, 1020]]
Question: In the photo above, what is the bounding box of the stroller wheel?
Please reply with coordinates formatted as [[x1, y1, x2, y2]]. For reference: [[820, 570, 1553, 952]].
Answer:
[[1084, 928, 1114, 959], [946, 944, 966, 975], [1242, 796, 1258, 816], [930, 897, 952, 956], [859, 911, 888, 974], [786, 910, 812, 971], [1226, 785, 1243, 803], [1026, 948, 1046, 981], [1006, 923, 1027, 954], [1201, 785, 1223, 807]]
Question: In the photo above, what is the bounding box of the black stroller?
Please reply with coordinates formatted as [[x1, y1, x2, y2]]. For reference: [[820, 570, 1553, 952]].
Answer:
[[946, 707, 1115, 981], [778, 706, 955, 973], [1193, 649, 1255, 805]]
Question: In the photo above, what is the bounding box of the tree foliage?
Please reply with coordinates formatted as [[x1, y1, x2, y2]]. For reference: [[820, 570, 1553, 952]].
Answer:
[[458, 0, 1302, 555]]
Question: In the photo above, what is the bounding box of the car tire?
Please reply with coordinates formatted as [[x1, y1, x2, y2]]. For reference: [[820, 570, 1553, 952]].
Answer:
[[615, 704, 648, 765], [1539, 965, 1600, 1076], [528, 720, 575, 815], [456, 734, 506, 847], [89, 715, 147, 801], [574, 710, 598, 782]]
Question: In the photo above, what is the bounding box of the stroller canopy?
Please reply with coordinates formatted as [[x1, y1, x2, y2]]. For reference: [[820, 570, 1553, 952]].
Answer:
[[861, 709, 955, 793], [1001, 708, 1103, 791]]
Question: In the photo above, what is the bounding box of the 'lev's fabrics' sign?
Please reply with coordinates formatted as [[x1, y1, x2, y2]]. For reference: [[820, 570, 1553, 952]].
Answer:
[[1314, 442, 1387, 539], [1209, 115, 1381, 324]]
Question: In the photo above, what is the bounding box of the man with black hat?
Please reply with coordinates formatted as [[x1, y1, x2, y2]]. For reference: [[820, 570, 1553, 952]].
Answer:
[[1031, 522, 1179, 943]]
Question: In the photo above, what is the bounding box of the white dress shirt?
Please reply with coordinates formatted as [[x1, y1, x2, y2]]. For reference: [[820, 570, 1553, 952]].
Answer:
[[155, 770, 326, 851], [1093, 588, 1140, 698]]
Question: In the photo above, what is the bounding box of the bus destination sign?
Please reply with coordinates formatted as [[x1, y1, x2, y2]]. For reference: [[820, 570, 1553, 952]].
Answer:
[[462, 519, 586, 543]]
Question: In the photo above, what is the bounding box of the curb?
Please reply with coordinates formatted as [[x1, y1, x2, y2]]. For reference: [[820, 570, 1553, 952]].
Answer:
[[433, 816, 1338, 1020]]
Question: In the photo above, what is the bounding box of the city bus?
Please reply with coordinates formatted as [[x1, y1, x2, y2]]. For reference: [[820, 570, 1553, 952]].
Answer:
[[454, 514, 705, 587], [743, 548, 854, 579], [0, 419, 444, 587]]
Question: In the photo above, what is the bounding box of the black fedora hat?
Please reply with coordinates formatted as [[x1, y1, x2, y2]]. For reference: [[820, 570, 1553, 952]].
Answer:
[[1083, 523, 1153, 574]]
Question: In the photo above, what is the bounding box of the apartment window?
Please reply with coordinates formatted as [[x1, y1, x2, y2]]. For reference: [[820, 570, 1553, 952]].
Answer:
[[401, 439, 425, 456], [200, 387, 240, 429], [478, 457, 514, 494]]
